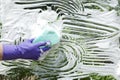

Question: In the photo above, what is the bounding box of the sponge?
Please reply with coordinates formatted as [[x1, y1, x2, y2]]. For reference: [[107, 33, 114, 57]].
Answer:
[[33, 27, 60, 46]]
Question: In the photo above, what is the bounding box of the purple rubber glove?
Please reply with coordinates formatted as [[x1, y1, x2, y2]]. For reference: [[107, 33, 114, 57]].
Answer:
[[2, 39, 51, 60]]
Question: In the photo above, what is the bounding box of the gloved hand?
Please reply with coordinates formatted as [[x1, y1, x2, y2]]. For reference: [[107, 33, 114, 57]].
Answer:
[[2, 39, 51, 60]]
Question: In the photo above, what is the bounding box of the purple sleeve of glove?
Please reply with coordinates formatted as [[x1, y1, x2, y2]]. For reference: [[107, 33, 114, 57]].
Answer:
[[2, 45, 21, 60], [2, 39, 51, 60]]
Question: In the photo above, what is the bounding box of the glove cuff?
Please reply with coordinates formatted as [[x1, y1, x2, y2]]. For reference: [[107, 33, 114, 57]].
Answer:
[[2, 44, 21, 60]]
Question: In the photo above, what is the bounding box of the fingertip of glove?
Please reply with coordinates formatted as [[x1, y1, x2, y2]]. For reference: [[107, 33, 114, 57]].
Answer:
[[42, 46, 51, 52], [46, 41, 51, 46], [35, 41, 51, 47], [29, 38, 35, 42]]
